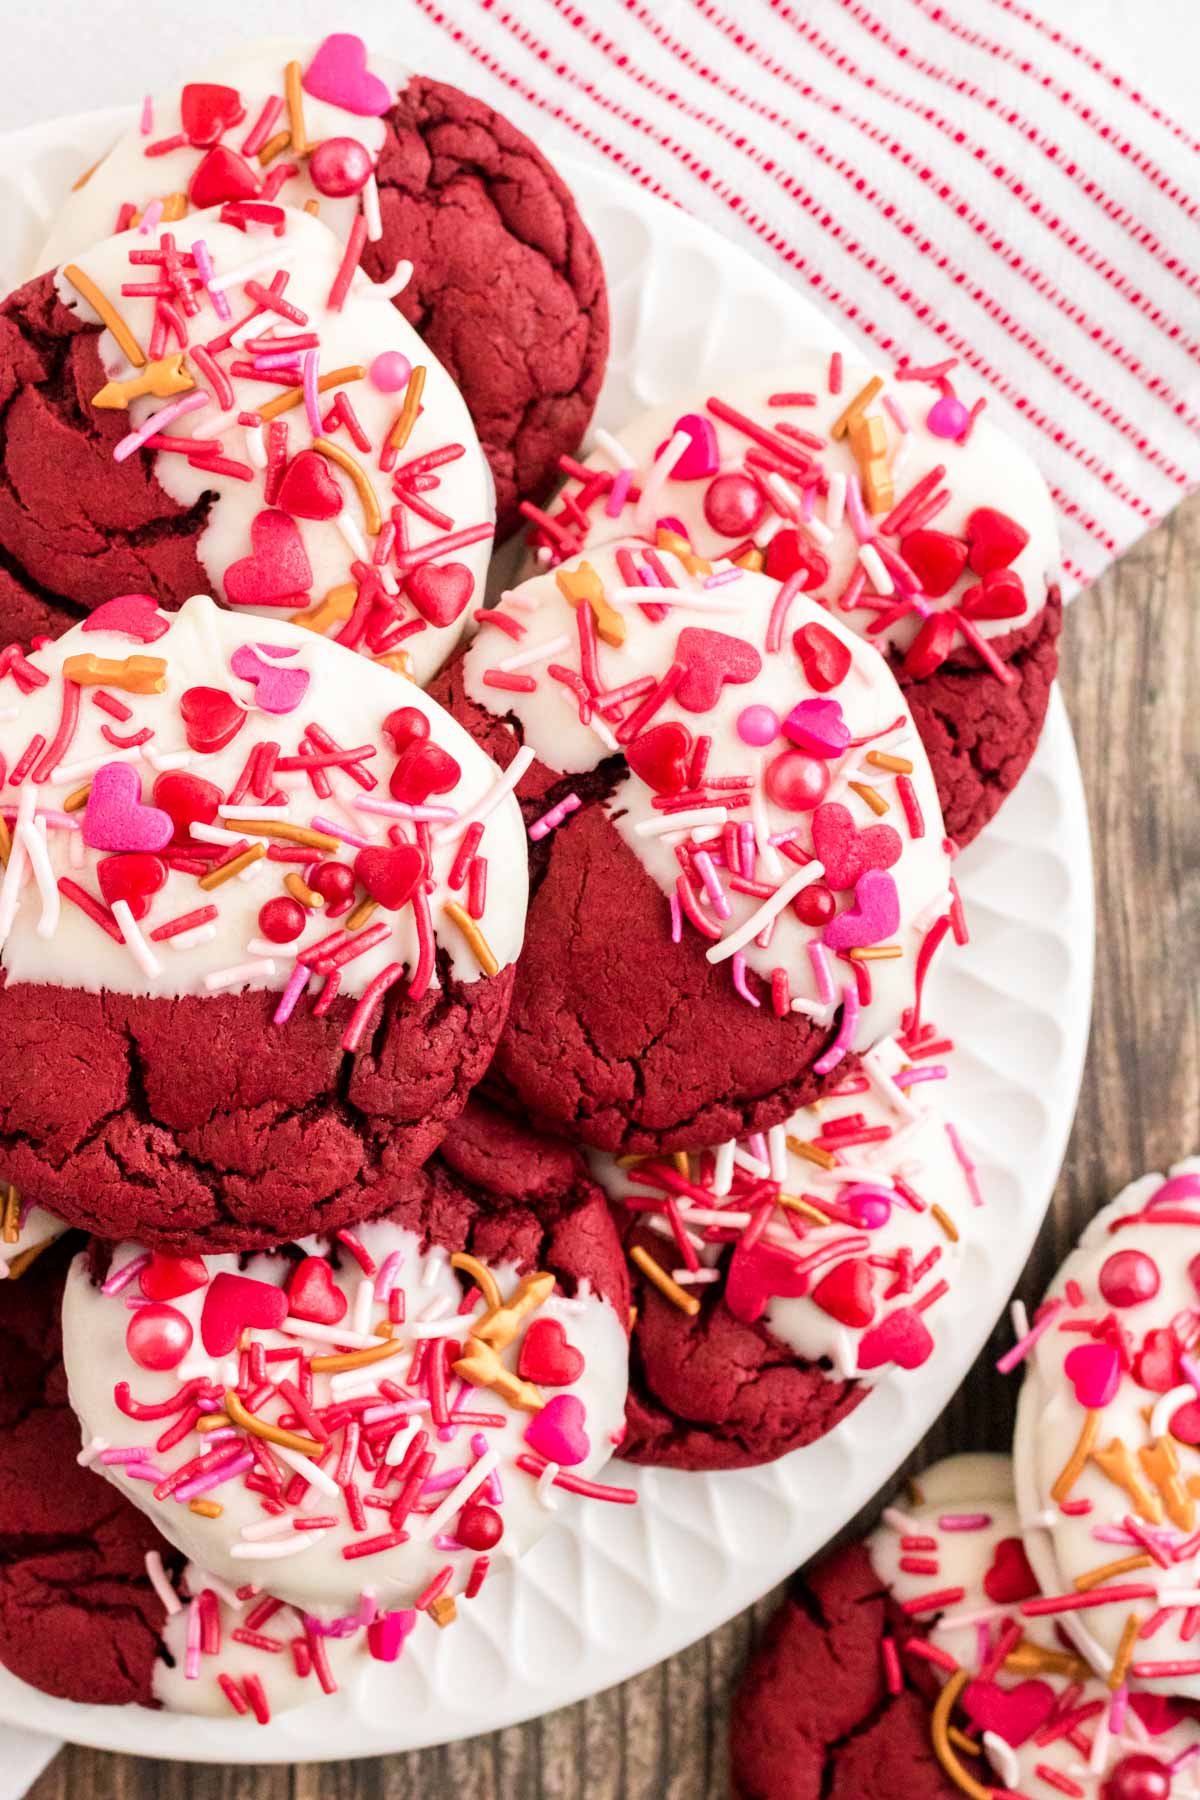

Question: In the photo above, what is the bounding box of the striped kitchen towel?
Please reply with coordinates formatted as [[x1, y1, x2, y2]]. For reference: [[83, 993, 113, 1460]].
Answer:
[[401, 0, 1200, 594]]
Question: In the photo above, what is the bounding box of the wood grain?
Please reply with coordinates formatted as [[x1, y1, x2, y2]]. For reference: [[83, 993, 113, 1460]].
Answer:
[[27, 492, 1200, 1800]]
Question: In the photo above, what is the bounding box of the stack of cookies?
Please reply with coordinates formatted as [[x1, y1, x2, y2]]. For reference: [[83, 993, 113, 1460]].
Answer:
[[0, 33, 1062, 1725]]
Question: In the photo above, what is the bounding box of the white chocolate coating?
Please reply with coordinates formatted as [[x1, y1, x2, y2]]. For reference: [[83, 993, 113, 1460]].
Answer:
[[0, 595, 527, 998], [37, 39, 402, 274], [465, 541, 953, 1051], [535, 356, 1060, 656], [872, 1456, 1200, 1797], [593, 1037, 975, 1381], [55, 204, 494, 684], [1014, 1158, 1200, 1699], [64, 1217, 630, 1620], [0, 1207, 65, 1276]]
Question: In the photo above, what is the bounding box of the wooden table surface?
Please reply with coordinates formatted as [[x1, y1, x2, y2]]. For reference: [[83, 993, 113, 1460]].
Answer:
[[27, 492, 1200, 1800]]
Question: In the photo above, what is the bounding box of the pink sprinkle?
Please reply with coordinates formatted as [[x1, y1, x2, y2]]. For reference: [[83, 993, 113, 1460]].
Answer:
[[894, 1064, 948, 1088], [528, 792, 582, 842], [138, 199, 164, 237], [996, 1296, 1066, 1375], [944, 1121, 984, 1207], [881, 1636, 902, 1695], [185, 1597, 202, 1680], [731, 952, 760, 1009], [309, 814, 373, 850], [604, 467, 633, 519], [273, 962, 311, 1025], [813, 983, 859, 1076], [139, 95, 154, 136], [937, 1513, 992, 1531], [114, 390, 208, 462], [807, 940, 835, 1007], [669, 890, 682, 943], [302, 349, 323, 437], [882, 392, 912, 435], [102, 1251, 151, 1296], [843, 473, 872, 544], [373, 1251, 405, 1301], [703, 567, 742, 589], [829, 351, 843, 395]]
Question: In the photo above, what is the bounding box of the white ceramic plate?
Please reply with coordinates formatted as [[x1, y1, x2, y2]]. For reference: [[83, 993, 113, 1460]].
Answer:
[[0, 108, 1093, 1764]]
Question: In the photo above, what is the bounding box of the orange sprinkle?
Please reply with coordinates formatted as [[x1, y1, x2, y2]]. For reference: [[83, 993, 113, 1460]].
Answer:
[[284, 60, 307, 156], [866, 751, 914, 774], [62, 653, 167, 694], [1074, 1553, 1154, 1592], [292, 583, 357, 636], [850, 945, 903, 961], [443, 901, 500, 978], [1109, 1612, 1140, 1690], [387, 364, 426, 451], [284, 872, 323, 910], [1051, 1408, 1100, 1504], [224, 1390, 322, 1457], [777, 1193, 832, 1226], [930, 1203, 959, 1243], [831, 377, 885, 440], [929, 1669, 991, 1800], [2, 1185, 20, 1244], [847, 779, 889, 816], [309, 1338, 406, 1375], [257, 129, 292, 167], [198, 843, 267, 889], [258, 365, 366, 422], [786, 1134, 837, 1170], [63, 783, 92, 814], [62, 264, 146, 368], [630, 1245, 700, 1318], [189, 1499, 223, 1519], [313, 436, 381, 535]]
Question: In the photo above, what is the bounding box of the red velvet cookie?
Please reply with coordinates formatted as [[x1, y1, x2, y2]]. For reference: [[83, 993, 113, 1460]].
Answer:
[[0, 596, 527, 1252], [0, 1241, 377, 1716], [34, 36, 608, 542], [64, 1100, 632, 1625], [433, 540, 959, 1155], [596, 1038, 976, 1470], [523, 355, 1062, 846], [1, 202, 494, 685]]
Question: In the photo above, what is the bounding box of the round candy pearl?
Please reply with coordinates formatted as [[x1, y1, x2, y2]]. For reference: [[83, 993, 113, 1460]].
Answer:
[[126, 1302, 193, 1372], [258, 896, 306, 944], [1101, 1755, 1171, 1800], [848, 1192, 892, 1230], [309, 861, 356, 904], [308, 136, 374, 198], [765, 750, 830, 812], [926, 394, 970, 441], [1098, 1248, 1161, 1309], [703, 471, 766, 539], [370, 351, 414, 396], [382, 705, 430, 753], [736, 704, 780, 747], [457, 1503, 504, 1551], [792, 882, 835, 927]]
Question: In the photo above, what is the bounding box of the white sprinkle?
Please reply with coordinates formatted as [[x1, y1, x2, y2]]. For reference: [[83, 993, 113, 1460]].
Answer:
[[706, 861, 823, 964], [434, 747, 535, 844], [244, 423, 267, 469], [141, 746, 192, 773], [767, 1123, 789, 1183], [362, 174, 383, 241], [336, 511, 369, 563], [169, 924, 218, 952], [421, 1246, 448, 1288], [204, 958, 275, 992], [144, 1550, 182, 1616], [592, 427, 636, 470], [712, 1140, 736, 1197], [16, 819, 59, 940], [230, 1531, 330, 1561], [497, 632, 572, 673], [182, 1564, 243, 1611], [677, 1207, 752, 1228], [605, 587, 738, 614], [54, 745, 144, 784], [419, 1451, 500, 1540], [77, 1436, 108, 1468], [671, 1267, 722, 1285], [208, 246, 298, 293], [351, 1276, 376, 1338], [635, 427, 692, 537], [113, 898, 162, 978], [270, 1443, 340, 1498], [859, 543, 894, 595], [374, 257, 413, 300], [281, 1318, 380, 1350], [825, 471, 847, 530], [410, 1311, 482, 1340], [191, 821, 251, 847], [750, 756, 784, 881], [803, 513, 834, 547], [535, 1461, 561, 1510], [732, 1145, 772, 1179], [634, 806, 729, 839], [385, 1422, 419, 1465], [238, 1515, 296, 1543]]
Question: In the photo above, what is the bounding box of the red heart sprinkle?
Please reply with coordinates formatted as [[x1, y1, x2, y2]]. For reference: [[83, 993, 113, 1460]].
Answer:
[[153, 771, 222, 842], [179, 687, 246, 755], [856, 1306, 933, 1371], [724, 1238, 809, 1324], [403, 562, 474, 628], [966, 507, 1030, 576], [354, 843, 425, 911], [139, 1253, 209, 1302], [1128, 1693, 1192, 1737], [902, 611, 958, 680], [389, 739, 460, 805], [188, 143, 261, 210], [82, 594, 168, 642], [983, 1536, 1039, 1604], [180, 82, 246, 147], [286, 1256, 348, 1326], [625, 721, 692, 795], [382, 707, 430, 756], [764, 527, 828, 591], [959, 1677, 1056, 1748], [811, 1258, 875, 1328], [200, 1271, 289, 1356], [899, 529, 968, 598], [96, 852, 167, 922], [517, 1318, 586, 1386], [1134, 1328, 1180, 1394], [792, 621, 852, 693], [673, 627, 762, 714], [224, 510, 313, 609], [960, 567, 1026, 621], [275, 450, 345, 522], [811, 802, 902, 891]]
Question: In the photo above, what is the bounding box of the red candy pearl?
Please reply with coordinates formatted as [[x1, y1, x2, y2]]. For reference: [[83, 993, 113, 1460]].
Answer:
[[258, 896, 306, 944], [382, 706, 430, 755], [1101, 1755, 1171, 1800], [765, 750, 830, 812], [792, 882, 835, 927], [702, 472, 766, 539], [457, 1503, 504, 1551], [309, 861, 356, 903], [308, 136, 374, 198], [126, 1302, 193, 1372], [1098, 1249, 1161, 1309]]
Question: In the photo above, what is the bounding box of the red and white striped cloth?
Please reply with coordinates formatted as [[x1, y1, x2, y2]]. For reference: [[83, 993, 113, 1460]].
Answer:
[[398, 0, 1200, 596]]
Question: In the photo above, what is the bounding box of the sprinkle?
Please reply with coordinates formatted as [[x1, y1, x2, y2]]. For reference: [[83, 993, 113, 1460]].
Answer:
[[442, 902, 499, 978], [813, 984, 861, 1075], [204, 959, 276, 992], [435, 746, 534, 845], [199, 842, 267, 888], [996, 1294, 1065, 1374], [112, 898, 162, 978], [630, 1245, 700, 1317], [314, 436, 380, 535], [257, 365, 366, 423], [62, 264, 145, 366], [328, 216, 368, 312], [705, 861, 822, 963]]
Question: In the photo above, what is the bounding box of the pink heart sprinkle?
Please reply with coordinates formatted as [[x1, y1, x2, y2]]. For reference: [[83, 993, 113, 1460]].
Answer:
[[655, 413, 719, 481], [82, 762, 174, 854], [782, 697, 850, 759], [822, 869, 901, 951], [524, 1394, 590, 1467], [302, 33, 392, 116], [1063, 1342, 1121, 1410], [230, 644, 311, 714], [857, 1306, 933, 1372], [82, 594, 167, 643]]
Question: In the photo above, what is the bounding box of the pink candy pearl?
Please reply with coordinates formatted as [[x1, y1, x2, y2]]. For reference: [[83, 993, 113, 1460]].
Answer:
[[1101, 1755, 1171, 1800], [127, 1302, 193, 1372], [1098, 1248, 1161, 1309], [765, 750, 830, 812], [926, 395, 970, 441], [703, 472, 766, 538], [370, 350, 414, 394], [308, 136, 374, 198], [736, 704, 780, 747]]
